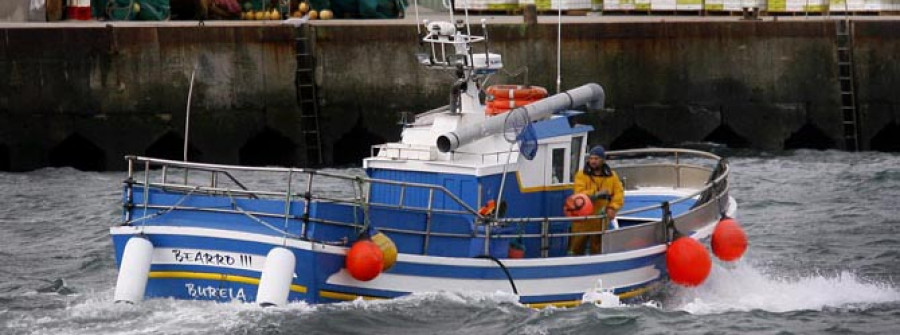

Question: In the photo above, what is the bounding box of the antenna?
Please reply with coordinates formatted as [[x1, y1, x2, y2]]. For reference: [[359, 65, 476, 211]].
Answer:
[[481, 19, 489, 64], [184, 68, 196, 162], [556, 6, 562, 94]]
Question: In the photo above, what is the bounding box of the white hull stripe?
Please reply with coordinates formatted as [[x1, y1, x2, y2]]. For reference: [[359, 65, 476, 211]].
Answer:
[[325, 265, 661, 296], [151, 248, 266, 273], [111, 226, 669, 267]]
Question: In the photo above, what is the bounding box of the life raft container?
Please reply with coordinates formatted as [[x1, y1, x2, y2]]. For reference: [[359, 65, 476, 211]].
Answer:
[[484, 85, 548, 116]]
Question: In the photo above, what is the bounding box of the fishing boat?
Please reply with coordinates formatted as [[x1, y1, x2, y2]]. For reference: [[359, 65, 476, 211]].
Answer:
[[110, 16, 739, 308]]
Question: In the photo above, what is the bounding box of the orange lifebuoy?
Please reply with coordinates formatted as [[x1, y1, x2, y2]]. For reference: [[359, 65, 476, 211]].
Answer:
[[487, 99, 540, 110], [486, 85, 548, 100], [485, 105, 502, 116], [478, 200, 497, 216], [484, 85, 548, 116]]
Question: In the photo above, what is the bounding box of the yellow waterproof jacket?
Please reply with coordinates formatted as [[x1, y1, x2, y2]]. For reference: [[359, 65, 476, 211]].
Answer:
[[573, 168, 624, 213]]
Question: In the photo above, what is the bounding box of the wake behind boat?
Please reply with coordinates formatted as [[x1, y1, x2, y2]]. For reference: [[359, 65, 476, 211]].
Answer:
[[110, 13, 741, 308]]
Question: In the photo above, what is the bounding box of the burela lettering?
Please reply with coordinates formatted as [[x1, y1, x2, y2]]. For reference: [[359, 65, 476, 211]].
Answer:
[[184, 283, 247, 301]]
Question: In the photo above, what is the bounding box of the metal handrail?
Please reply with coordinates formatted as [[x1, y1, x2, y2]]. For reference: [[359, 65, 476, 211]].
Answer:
[[124, 147, 730, 257], [125, 155, 482, 217], [606, 147, 723, 161], [371, 144, 519, 165]]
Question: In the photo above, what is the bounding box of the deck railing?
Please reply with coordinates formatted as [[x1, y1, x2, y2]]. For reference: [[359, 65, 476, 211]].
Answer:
[[123, 147, 730, 257]]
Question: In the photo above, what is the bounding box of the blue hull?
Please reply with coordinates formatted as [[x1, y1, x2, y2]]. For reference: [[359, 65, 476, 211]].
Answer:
[[111, 225, 667, 306], [111, 148, 733, 307]]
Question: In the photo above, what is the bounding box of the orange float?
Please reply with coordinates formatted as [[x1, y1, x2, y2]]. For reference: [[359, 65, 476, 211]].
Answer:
[[345, 240, 384, 281], [478, 200, 497, 216], [666, 237, 712, 286], [711, 218, 748, 262], [563, 193, 594, 217], [371, 232, 398, 271]]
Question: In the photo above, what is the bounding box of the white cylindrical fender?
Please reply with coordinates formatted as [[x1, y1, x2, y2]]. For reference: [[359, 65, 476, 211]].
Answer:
[[113, 236, 154, 304], [256, 247, 296, 307]]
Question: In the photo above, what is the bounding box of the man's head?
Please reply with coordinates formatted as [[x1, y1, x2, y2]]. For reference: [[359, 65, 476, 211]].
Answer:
[[587, 145, 606, 169]]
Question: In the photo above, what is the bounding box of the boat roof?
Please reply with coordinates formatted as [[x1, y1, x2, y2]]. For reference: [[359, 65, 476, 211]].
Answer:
[[364, 112, 593, 176], [532, 112, 594, 141]]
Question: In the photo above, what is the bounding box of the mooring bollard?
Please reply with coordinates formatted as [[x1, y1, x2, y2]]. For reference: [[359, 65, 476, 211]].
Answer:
[[524, 4, 537, 26]]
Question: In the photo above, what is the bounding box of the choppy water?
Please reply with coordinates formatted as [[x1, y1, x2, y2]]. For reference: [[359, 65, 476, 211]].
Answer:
[[2, 150, 899, 334]]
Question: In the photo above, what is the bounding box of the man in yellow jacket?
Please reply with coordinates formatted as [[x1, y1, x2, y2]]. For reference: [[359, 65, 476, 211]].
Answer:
[[569, 145, 624, 255]]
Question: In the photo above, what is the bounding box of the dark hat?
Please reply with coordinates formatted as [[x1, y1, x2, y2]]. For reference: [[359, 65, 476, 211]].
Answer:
[[589, 145, 606, 158]]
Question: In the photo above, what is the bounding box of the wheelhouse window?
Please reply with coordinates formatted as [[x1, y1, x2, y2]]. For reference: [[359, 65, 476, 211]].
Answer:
[[570, 136, 583, 182], [551, 148, 565, 184]]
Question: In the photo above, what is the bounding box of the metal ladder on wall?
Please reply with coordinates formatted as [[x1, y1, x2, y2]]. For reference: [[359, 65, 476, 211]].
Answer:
[[836, 19, 860, 151], [296, 26, 324, 165]]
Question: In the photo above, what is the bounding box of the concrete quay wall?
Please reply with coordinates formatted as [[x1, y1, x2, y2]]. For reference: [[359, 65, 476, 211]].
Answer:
[[314, 20, 900, 163], [1, 20, 899, 171], [0, 24, 302, 171]]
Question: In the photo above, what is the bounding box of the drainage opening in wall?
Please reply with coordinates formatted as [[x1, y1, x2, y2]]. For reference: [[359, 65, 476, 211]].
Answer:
[[0, 143, 9, 171], [610, 125, 662, 150], [703, 124, 751, 149], [333, 120, 386, 166], [239, 128, 297, 167], [49, 133, 106, 171], [870, 121, 900, 153], [784, 123, 834, 151]]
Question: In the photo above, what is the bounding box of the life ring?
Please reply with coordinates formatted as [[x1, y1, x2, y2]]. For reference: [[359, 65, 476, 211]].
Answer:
[[484, 85, 548, 116], [485, 105, 503, 116], [485, 105, 520, 116], [478, 200, 497, 216], [487, 98, 540, 110], [485, 85, 548, 101]]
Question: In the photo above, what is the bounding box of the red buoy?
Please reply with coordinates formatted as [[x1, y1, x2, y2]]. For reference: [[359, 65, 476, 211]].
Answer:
[[563, 193, 594, 217], [345, 240, 384, 281], [666, 237, 712, 286], [711, 218, 748, 262]]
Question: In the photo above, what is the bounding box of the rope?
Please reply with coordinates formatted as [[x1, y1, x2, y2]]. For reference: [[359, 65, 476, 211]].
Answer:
[[225, 189, 299, 238], [354, 177, 372, 237], [475, 255, 518, 295], [662, 201, 681, 244], [128, 186, 199, 226]]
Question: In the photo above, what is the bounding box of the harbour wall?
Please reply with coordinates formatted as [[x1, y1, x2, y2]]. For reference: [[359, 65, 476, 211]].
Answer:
[[1, 20, 898, 171]]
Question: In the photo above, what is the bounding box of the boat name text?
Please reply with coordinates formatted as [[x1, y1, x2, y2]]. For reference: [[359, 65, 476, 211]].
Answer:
[[170, 249, 253, 267], [185, 283, 247, 301]]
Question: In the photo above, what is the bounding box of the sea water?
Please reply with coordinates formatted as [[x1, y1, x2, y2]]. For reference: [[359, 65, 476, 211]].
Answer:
[[1, 150, 899, 334]]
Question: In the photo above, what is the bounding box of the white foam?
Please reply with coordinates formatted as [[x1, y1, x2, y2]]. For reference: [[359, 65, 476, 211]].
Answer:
[[333, 290, 523, 311], [581, 279, 623, 308], [7, 289, 318, 335], [669, 261, 900, 314]]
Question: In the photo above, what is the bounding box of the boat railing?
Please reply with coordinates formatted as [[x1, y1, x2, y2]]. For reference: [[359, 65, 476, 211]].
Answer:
[[605, 148, 729, 191], [123, 156, 482, 229], [371, 144, 518, 165], [124, 147, 730, 258], [486, 148, 731, 256]]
